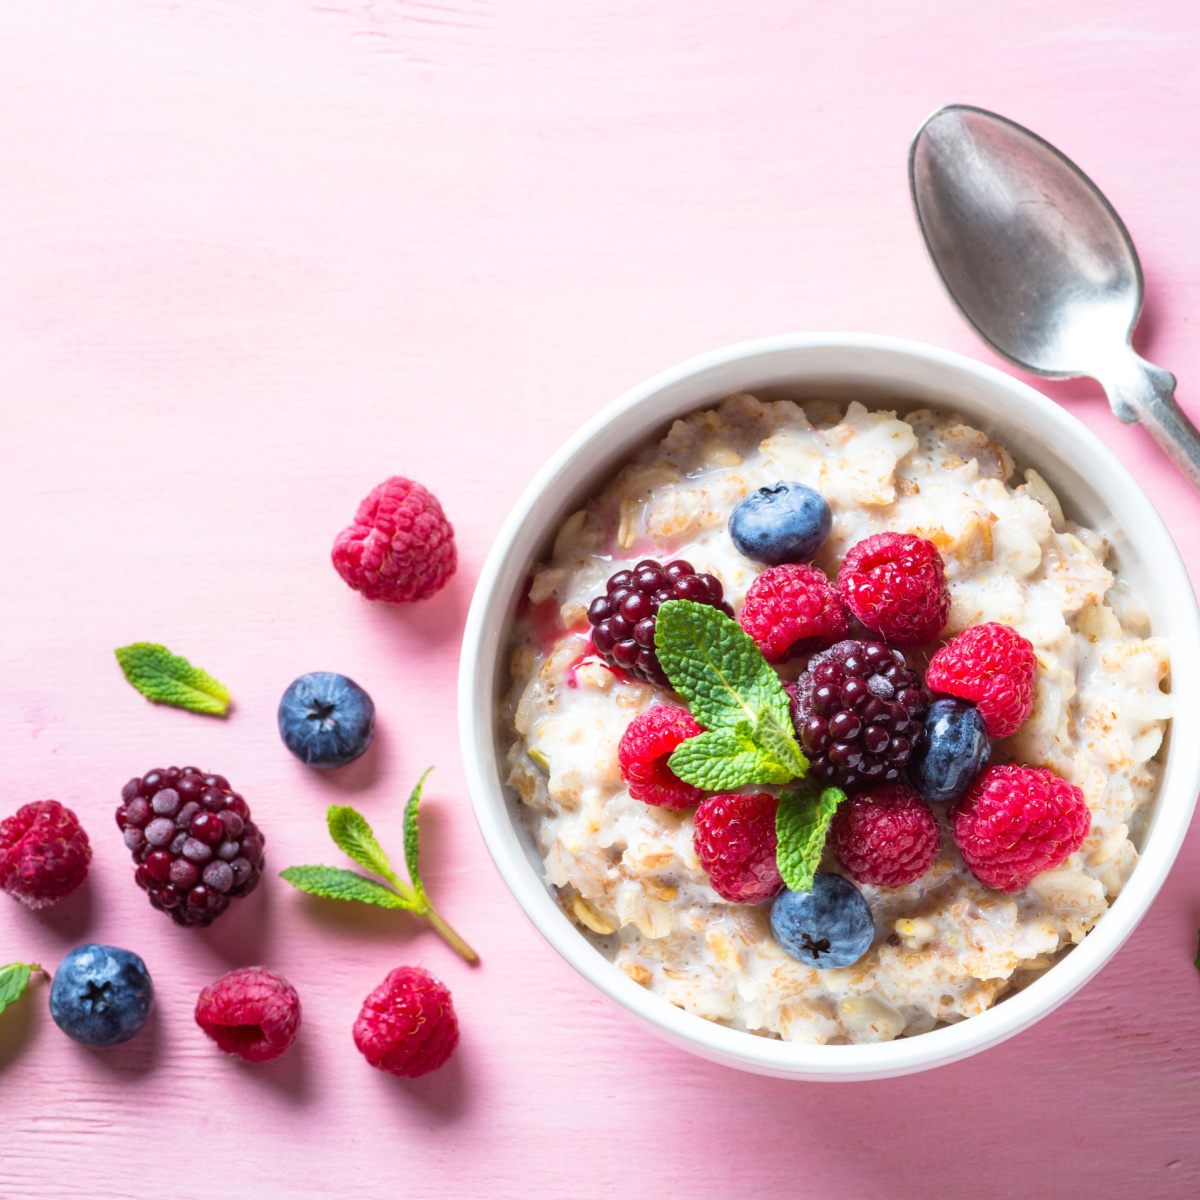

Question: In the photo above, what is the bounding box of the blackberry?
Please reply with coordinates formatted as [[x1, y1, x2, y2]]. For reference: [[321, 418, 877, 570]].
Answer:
[[586, 558, 734, 687], [115, 766, 264, 927], [787, 639, 928, 792]]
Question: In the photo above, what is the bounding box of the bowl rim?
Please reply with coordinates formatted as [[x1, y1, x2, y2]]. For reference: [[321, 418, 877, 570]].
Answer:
[[458, 331, 1200, 1080]]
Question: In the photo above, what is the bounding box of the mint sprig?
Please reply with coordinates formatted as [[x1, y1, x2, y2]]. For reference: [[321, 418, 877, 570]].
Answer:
[[0, 962, 42, 1017], [776, 785, 846, 892], [115, 643, 231, 715], [654, 601, 807, 789], [280, 768, 477, 962]]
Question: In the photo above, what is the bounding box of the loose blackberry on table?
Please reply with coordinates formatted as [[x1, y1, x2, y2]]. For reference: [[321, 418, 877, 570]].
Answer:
[[586, 558, 734, 686], [787, 639, 929, 791], [116, 766, 264, 927]]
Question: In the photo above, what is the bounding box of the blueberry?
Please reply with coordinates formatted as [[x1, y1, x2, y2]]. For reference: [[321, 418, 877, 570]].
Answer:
[[728, 481, 832, 565], [908, 698, 991, 802], [770, 873, 875, 969], [278, 672, 376, 769], [49, 944, 153, 1047]]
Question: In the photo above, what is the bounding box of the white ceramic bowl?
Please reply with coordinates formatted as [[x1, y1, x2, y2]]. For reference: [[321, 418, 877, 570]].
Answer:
[[459, 333, 1200, 1081]]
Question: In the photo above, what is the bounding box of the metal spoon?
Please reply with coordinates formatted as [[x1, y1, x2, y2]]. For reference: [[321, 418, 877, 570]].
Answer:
[[909, 103, 1200, 490]]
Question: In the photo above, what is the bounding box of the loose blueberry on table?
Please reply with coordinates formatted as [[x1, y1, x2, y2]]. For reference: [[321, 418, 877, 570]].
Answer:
[[278, 671, 376, 769], [49, 944, 154, 1048]]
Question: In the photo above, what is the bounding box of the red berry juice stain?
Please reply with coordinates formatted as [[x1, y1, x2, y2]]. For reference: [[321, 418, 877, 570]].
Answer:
[[566, 645, 634, 689]]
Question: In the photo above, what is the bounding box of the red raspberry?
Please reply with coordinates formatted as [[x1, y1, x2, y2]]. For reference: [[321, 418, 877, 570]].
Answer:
[[738, 563, 850, 662], [353, 966, 459, 1078], [195, 967, 301, 1062], [617, 706, 706, 809], [837, 533, 949, 646], [693, 792, 783, 904], [926, 622, 1037, 738], [0, 801, 92, 909], [332, 477, 456, 603], [951, 764, 1091, 893], [827, 784, 940, 887]]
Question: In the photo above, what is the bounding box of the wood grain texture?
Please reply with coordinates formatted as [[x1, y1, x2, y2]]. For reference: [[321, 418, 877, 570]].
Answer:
[[1, 2, 1198, 1197]]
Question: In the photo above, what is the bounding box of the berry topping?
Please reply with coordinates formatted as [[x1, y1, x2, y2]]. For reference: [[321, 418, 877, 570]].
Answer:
[[353, 966, 459, 1078], [49, 944, 153, 1048], [770, 873, 875, 969], [693, 792, 783, 904], [908, 698, 991, 802], [737, 563, 850, 662], [278, 672, 376, 769], [837, 532, 950, 646], [787, 639, 929, 791], [617, 706, 706, 809], [925, 622, 1038, 738], [116, 767, 264, 927], [827, 785, 940, 887], [332, 476, 456, 603], [951, 764, 1091, 893], [728, 482, 832, 566], [195, 967, 301, 1062], [0, 800, 92, 909], [586, 559, 733, 686]]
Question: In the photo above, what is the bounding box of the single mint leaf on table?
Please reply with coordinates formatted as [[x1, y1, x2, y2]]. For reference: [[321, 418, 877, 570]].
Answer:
[[654, 600, 808, 786], [775, 786, 846, 893], [0, 962, 40, 1017], [114, 643, 231, 716], [402, 767, 434, 906], [279, 865, 412, 909]]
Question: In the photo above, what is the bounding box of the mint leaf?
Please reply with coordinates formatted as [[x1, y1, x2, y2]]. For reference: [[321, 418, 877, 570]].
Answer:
[[115, 643, 230, 716], [776, 786, 846, 892], [753, 707, 809, 779], [403, 767, 434, 905], [669, 727, 790, 790], [0, 962, 39, 1016], [327, 806, 398, 888], [280, 865, 414, 909]]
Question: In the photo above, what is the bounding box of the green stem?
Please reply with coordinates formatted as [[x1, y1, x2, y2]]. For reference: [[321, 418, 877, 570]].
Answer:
[[424, 905, 479, 963]]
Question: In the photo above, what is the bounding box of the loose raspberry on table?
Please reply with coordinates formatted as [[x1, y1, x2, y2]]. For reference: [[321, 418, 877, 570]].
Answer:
[[925, 622, 1038, 739], [836, 533, 949, 646], [617, 706, 706, 809], [738, 563, 850, 662], [693, 792, 783, 904], [951, 764, 1090, 893], [0, 800, 92, 909], [828, 784, 940, 887], [353, 966, 458, 1078], [788, 639, 929, 791], [587, 558, 734, 686], [116, 766, 264, 927], [195, 967, 301, 1062], [332, 476, 456, 603]]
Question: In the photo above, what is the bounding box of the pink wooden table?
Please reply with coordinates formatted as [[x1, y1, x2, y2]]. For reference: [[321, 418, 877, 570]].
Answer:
[[2, 2, 1198, 1196]]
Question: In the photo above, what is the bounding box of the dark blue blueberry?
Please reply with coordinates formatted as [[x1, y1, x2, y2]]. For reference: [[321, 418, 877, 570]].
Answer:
[[278, 672, 376, 769], [49, 944, 153, 1047], [770, 873, 875, 969], [728, 481, 832, 565], [908, 698, 991, 803]]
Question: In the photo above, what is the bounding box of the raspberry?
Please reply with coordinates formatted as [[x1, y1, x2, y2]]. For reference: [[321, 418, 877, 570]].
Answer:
[[738, 563, 849, 662], [195, 967, 301, 1062], [332, 476, 456, 603], [827, 785, 940, 887], [586, 558, 734, 686], [925, 622, 1038, 738], [693, 792, 783, 904], [353, 966, 458, 1078], [952, 764, 1091, 892], [115, 766, 264, 927], [837, 533, 949, 646], [0, 801, 92, 909], [788, 639, 929, 791], [617, 706, 706, 809]]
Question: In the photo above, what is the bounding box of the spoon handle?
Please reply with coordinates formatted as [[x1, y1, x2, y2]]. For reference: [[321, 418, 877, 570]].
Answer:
[[1100, 351, 1200, 492]]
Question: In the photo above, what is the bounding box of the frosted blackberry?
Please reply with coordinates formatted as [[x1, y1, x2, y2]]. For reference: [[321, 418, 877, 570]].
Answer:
[[787, 639, 929, 791], [586, 558, 734, 687], [115, 766, 264, 927]]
